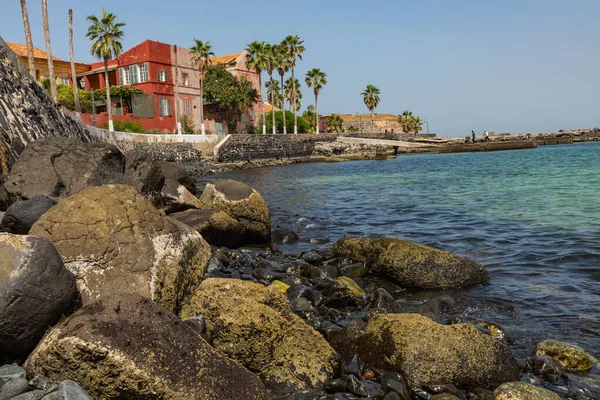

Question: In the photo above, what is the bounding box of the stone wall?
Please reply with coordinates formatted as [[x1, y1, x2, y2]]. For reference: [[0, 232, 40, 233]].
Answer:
[[342, 119, 405, 134], [214, 134, 337, 162], [340, 132, 437, 141]]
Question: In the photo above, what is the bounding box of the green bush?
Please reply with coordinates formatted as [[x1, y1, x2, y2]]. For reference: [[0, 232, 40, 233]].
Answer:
[[260, 110, 310, 134], [104, 119, 145, 133], [145, 128, 168, 135]]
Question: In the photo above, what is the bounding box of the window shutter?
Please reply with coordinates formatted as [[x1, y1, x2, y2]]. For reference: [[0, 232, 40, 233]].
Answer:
[[168, 99, 172, 116], [119, 68, 124, 85]]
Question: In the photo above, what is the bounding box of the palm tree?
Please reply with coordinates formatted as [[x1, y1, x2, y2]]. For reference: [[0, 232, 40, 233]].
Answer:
[[41, 0, 57, 102], [265, 79, 282, 109], [19, 0, 36, 79], [399, 110, 413, 132], [274, 44, 290, 134], [246, 41, 269, 134], [326, 114, 344, 133], [411, 116, 424, 133], [190, 39, 214, 135], [68, 9, 81, 118], [265, 44, 277, 134], [361, 85, 381, 131], [305, 68, 327, 135], [284, 78, 302, 113], [281, 35, 305, 134], [86, 9, 125, 132]]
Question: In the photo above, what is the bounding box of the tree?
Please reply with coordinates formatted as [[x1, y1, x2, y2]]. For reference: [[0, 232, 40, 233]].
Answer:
[[361, 85, 381, 130], [20, 0, 36, 79], [86, 9, 125, 132], [203, 66, 258, 134], [281, 35, 305, 134], [266, 79, 283, 109], [246, 41, 269, 134], [264, 44, 278, 134], [399, 110, 423, 133], [305, 68, 327, 135], [284, 77, 302, 113], [41, 0, 57, 102], [190, 40, 214, 135], [326, 114, 344, 133], [302, 107, 316, 133], [274, 43, 290, 134], [68, 9, 81, 118], [260, 110, 309, 134]]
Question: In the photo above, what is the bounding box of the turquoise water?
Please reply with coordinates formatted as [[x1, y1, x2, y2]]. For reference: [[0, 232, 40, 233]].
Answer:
[[219, 143, 600, 358]]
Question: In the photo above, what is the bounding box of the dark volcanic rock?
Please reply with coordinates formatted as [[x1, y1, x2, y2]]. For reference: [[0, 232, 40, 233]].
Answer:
[[159, 161, 197, 195], [0, 184, 10, 212], [123, 150, 165, 195], [0, 196, 56, 234], [24, 295, 268, 399], [169, 208, 244, 248], [0, 234, 77, 359], [272, 228, 300, 244]]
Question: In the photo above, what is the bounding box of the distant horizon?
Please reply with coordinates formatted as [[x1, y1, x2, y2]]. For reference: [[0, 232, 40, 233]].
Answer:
[[1, 0, 599, 137]]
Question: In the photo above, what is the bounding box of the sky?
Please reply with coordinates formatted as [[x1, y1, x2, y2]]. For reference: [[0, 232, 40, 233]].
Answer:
[[1, 0, 599, 137]]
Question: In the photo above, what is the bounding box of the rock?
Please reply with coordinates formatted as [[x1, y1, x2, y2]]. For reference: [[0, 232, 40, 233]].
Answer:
[[0, 364, 26, 382], [491, 382, 560, 400], [337, 276, 366, 298], [25, 295, 267, 399], [180, 278, 339, 395], [0, 196, 56, 234], [347, 314, 519, 390], [40, 380, 91, 400], [11, 390, 45, 400], [158, 178, 204, 213], [0, 234, 77, 359], [340, 263, 368, 278], [272, 280, 291, 293], [169, 208, 243, 248], [123, 150, 164, 195], [332, 237, 489, 289], [3, 138, 125, 200], [536, 340, 597, 372], [158, 161, 197, 195], [381, 372, 410, 400], [272, 228, 299, 244], [199, 179, 271, 244], [0, 377, 29, 400], [0, 184, 10, 211], [29, 185, 210, 312], [527, 355, 562, 383], [430, 395, 459, 400]]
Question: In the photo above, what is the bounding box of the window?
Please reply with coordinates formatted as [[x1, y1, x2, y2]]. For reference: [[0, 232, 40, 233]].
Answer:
[[119, 62, 149, 85], [139, 63, 148, 83], [59, 77, 69, 86], [159, 98, 172, 116], [158, 69, 168, 82], [182, 73, 189, 86], [184, 99, 191, 116], [249, 106, 254, 121]]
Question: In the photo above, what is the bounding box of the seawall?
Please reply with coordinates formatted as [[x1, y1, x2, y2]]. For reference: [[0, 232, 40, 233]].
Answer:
[[340, 132, 437, 141]]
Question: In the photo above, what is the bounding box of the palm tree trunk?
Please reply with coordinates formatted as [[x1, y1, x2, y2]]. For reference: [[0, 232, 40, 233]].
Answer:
[[104, 58, 114, 132], [292, 67, 297, 134], [41, 0, 57, 102], [20, 0, 36, 79], [68, 10, 80, 118], [200, 66, 205, 135], [174, 46, 182, 135], [371, 111, 375, 132], [280, 73, 286, 134], [269, 74, 276, 134], [315, 93, 319, 135], [260, 71, 266, 135]]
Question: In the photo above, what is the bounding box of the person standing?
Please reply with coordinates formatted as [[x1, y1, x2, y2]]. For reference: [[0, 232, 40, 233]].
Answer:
[[484, 130, 490, 142], [471, 130, 476, 143]]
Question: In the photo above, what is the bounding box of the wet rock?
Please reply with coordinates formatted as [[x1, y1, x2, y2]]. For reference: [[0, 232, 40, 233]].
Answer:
[[317, 278, 360, 307], [430, 395, 460, 400], [380, 372, 410, 400], [4, 138, 125, 200], [345, 374, 368, 397], [363, 380, 384, 398], [491, 382, 560, 400], [351, 314, 520, 390], [527, 355, 562, 383], [158, 161, 197, 195], [199, 179, 271, 244], [30, 185, 211, 312], [337, 277, 366, 298], [469, 320, 508, 344], [384, 393, 403, 400], [0, 196, 56, 234], [0, 234, 77, 359], [332, 237, 489, 289], [123, 150, 165, 195], [271, 280, 291, 293], [25, 295, 267, 399], [344, 357, 364, 378], [329, 319, 368, 363], [324, 379, 347, 394], [158, 178, 204, 213], [0, 184, 11, 212], [272, 228, 300, 244], [169, 208, 243, 248], [302, 250, 325, 265], [340, 263, 368, 278], [180, 278, 339, 395], [370, 288, 396, 312], [412, 388, 433, 399], [536, 340, 597, 372], [0, 377, 29, 399], [41, 380, 92, 400]]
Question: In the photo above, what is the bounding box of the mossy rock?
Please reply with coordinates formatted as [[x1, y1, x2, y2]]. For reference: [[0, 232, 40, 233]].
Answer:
[[337, 276, 366, 298], [536, 340, 598, 372], [24, 295, 268, 399], [491, 382, 560, 400], [332, 237, 489, 289], [181, 278, 339, 396], [159, 179, 205, 213], [169, 208, 243, 248], [271, 280, 291, 293], [30, 184, 211, 312]]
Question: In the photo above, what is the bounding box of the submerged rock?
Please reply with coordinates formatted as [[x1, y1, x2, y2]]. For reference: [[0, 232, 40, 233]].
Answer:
[[30, 185, 210, 312], [0, 196, 56, 234], [332, 237, 489, 289], [536, 340, 597, 372], [24, 295, 267, 399], [169, 208, 243, 248], [272, 228, 300, 244], [491, 382, 560, 400]]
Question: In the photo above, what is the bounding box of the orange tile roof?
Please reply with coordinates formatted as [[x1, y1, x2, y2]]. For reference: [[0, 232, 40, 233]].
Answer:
[[6, 42, 62, 61], [264, 102, 280, 113], [209, 52, 243, 66]]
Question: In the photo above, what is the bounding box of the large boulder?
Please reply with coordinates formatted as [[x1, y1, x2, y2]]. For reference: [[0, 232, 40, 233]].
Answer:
[[332, 237, 488, 289], [335, 313, 519, 390], [491, 382, 560, 400], [169, 208, 243, 248], [3, 138, 125, 200], [0, 184, 10, 211], [536, 340, 597, 372], [25, 295, 268, 400], [0, 234, 77, 359], [123, 150, 164, 195], [158, 178, 204, 213], [29, 185, 211, 312], [0, 196, 56, 234], [181, 278, 340, 395], [199, 179, 271, 244], [159, 161, 196, 195]]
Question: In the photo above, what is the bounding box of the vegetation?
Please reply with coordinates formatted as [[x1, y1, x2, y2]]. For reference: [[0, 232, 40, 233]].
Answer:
[[103, 119, 144, 133], [203, 66, 258, 134], [260, 111, 309, 134], [86, 9, 125, 132], [302, 106, 316, 133], [274, 44, 290, 133], [284, 78, 302, 113], [326, 114, 344, 133], [91, 85, 143, 99], [398, 110, 423, 133], [190, 39, 214, 135], [361, 85, 381, 129], [180, 114, 195, 134], [281, 35, 305, 134], [305, 68, 327, 134], [245, 41, 269, 134], [266, 79, 283, 109], [346, 125, 360, 133]]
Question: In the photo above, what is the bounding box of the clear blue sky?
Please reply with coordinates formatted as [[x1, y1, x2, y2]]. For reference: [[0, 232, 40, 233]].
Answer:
[[2, 0, 599, 137]]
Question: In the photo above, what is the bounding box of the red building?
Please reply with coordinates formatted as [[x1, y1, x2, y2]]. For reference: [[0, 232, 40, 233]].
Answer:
[[78, 40, 263, 134]]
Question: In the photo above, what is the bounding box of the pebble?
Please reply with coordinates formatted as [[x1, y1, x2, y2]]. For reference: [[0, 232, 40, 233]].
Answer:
[[42, 380, 92, 400], [0, 377, 29, 400]]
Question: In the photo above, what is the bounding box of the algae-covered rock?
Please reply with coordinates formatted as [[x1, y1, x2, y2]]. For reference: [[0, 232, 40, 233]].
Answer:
[[30, 185, 210, 312], [169, 208, 243, 248], [181, 278, 339, 395], [536, 340, 598, 372], [332, 237, 488, 289], [272, 280, 291, 293], [337, 276, 366, 298], [159, 179, 204, 213], [24, 295, 268, 400], [346, 313, 519, 390], [491, 382, 560, 400], [199, 179, 271, 244]]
